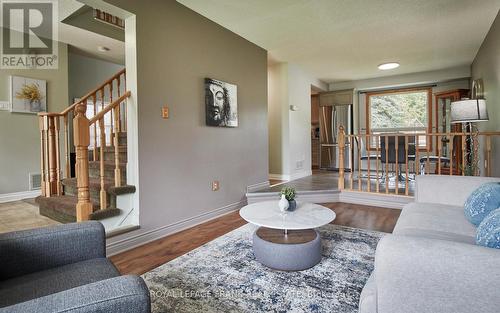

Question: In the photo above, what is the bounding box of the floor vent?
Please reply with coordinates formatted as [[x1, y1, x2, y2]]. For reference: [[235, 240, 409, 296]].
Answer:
[[30, 173, 42, 190]]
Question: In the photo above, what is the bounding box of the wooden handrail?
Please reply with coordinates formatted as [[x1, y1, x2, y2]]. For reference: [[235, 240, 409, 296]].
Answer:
[[38, 68, 129, 222], [355, 131, 500, 136], [60, 68, 125, 116], [89, 91, 131, 125]]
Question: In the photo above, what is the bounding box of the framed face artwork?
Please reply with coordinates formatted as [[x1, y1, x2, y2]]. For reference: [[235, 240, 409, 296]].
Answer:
[[205, 78, 237, 127]]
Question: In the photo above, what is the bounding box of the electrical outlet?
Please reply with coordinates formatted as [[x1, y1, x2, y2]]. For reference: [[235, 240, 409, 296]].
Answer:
[[212, 180, 219, 191], [296, 160, 304, 170]]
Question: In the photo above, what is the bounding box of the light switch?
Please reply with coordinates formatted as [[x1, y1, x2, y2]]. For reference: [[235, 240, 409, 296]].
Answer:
[[161, 106, 169, 119], [0, 101, 9, 111]]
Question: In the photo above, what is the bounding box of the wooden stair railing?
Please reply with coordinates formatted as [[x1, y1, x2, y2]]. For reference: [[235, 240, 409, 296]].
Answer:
[[38, 69, 130, 222], [337, 126, 500, 196]]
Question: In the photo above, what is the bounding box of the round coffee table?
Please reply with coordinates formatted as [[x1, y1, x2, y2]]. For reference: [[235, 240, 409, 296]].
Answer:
[[239, 201, 336, 271]]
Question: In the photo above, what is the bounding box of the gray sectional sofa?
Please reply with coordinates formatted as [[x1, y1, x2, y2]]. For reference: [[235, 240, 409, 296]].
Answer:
[[360, 175, 500, 313], [0, 221, 151, 313]]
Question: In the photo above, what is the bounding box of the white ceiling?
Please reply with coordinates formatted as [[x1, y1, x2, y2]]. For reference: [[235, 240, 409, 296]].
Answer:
[[177, 0, 500, 83], [58, 0, 125, 64]]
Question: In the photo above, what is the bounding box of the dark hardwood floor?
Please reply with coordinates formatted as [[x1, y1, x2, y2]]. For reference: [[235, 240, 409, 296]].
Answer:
[[110, 202, 400, 275]]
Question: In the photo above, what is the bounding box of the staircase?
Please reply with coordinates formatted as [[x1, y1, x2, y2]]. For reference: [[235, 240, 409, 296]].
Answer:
[[35, 69, 133, 223]]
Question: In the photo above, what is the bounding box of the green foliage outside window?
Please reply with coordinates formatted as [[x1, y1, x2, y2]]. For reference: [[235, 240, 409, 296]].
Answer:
[[370, 90, 428, 130]]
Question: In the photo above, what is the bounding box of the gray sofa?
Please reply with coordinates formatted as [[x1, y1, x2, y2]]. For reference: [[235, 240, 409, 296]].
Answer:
[[360, 175, 500, 313], [0, 221, 151, 313]]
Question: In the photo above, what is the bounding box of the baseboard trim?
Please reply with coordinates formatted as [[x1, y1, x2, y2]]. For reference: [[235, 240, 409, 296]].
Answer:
[[339, 191, 412, 209], [247, 189, 411, 209], [246, 181, 270, 193], [269, 173, 288, 181], [269, 170, 312, 182], [0, 190, 41, 203], [246, 190, 340, 204], [106, 199, 247, 256]]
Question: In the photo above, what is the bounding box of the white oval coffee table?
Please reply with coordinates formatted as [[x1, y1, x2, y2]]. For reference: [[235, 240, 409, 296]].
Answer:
[[240, 201, 336, 271]]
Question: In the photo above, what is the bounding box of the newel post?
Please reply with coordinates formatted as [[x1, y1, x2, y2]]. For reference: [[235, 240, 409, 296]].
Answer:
[[73, 103, 93, 221], [338, 125, 345, 190]]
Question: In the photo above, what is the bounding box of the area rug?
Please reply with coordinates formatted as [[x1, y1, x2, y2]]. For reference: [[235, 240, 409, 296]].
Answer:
[[142, 223, 385, 313]]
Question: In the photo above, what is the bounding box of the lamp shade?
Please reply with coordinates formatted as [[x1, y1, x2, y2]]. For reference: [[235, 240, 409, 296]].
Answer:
[[450, 99, 489, 123]]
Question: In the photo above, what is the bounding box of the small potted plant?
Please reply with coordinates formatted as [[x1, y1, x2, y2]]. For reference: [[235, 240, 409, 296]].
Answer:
[[280, 186, 296, 211]]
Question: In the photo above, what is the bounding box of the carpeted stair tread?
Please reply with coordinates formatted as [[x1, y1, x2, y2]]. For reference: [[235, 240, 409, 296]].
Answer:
[[36, 195, 100, 212], [36, 195, 100, 223], [101, 145, 127, 153], [36, 195, 121, 222], [88, 161, 127, 169], [89, 208, 121, 220], [62, 177, 135, 195]]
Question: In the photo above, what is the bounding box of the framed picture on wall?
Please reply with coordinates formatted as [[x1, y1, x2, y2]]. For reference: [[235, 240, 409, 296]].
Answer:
[[205, 78, 238, 127], [10, 76, 47, 114]]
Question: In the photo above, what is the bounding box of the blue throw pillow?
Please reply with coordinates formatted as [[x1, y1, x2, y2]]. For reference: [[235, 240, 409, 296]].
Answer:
[[464, 182, 500, 226], [476, 208, 500, 249]]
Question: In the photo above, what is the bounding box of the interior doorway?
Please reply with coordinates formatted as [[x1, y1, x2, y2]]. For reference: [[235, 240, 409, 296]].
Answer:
[[311, 87, 320, 170]]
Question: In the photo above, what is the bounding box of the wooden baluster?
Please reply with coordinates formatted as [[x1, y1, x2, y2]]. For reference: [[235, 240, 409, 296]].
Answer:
[[93, 93, 98, 161], [99, 118, 107, 210], [123, 73, 127, 132], [338, 126, 345, 190], [54, 116, 61, 195], [385, 135, 389, 194], [405, 135, 409, 196], [100, 88, 106, 146], [48, 116, 58, 195], [39, 116, 46, 197], [349, 136, 353, 190], [462, 134, 466, 176], [415, 134, 419, 175], [43, 116, 51, 196], [63, 115, 70, 178], [437, 135, 442, 175], [375, 135, 380, 193], [113, 104, 122, 187], [486, 135, 492, 177], [449, 134, 453, 176], [366, 134, 371, 192], [395, 136, 399, 195], [73, 103, 93, 222], [357, 136, 362, 191], [109, 83, 114, 147], [116, 78, 121, 132], [426, 135, 430, 175], [123, 92, 127, 132]]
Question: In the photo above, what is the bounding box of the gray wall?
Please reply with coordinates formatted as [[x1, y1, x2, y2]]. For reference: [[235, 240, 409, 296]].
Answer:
[[105, 0, 268, 239], [0, 44, 69, 194], [472, 11, 500, 177], [68, 52, 123, 104]]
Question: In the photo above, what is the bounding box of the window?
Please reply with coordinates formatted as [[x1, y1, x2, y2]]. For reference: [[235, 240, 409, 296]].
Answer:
[[366, 88, 431, 149], [82, 101, 113, 149]]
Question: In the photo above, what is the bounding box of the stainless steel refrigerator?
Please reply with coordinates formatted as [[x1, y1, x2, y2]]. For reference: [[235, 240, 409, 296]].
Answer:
[[318, 91, 353, 171]]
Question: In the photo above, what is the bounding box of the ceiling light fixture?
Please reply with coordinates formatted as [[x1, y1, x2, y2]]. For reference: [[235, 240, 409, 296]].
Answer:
[[97, 46, 110, 52], [378, 62, 400, 70]]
